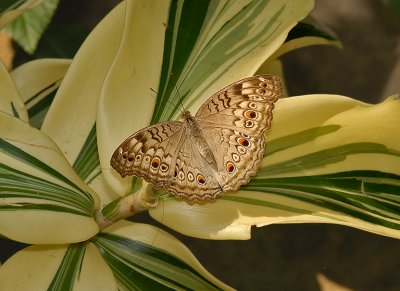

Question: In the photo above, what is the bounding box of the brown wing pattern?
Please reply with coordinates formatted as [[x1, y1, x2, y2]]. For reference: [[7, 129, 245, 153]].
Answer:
[[199, 126, 267, 192], [110, 121, 184, 188], [195, 75, 282, 191], [111, 75, 282, 201], [166, 133, 223, 201]]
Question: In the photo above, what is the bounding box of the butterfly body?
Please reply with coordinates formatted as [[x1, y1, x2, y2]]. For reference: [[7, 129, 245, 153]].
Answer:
[[181, 110, 219, 171], [111, 75, 282, 201]]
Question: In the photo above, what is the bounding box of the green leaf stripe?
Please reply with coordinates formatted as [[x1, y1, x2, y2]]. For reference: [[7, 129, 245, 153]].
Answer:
[[72, 123, 100, 184], [0, 139, 94, 215], [10, 102, 20, 118], [25, 79, 61, 127], [241, 171, 400, 229], [92, 233, 223, 290], [0, 0, 28, 15], [48, 243, 86, 291], [152, 0, 211, 124], [260, 142, 400, 176], [265, 125, 342, 156], [152, 0, 286, 122]]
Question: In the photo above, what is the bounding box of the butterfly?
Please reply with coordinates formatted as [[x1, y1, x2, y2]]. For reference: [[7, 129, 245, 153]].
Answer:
[[110, 75, 282, 201]]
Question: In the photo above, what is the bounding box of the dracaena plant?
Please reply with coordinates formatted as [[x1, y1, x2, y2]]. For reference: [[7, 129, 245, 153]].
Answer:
[[1, 0, 400, 289]]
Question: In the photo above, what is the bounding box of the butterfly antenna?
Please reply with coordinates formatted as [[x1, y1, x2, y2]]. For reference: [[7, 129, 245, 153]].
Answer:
[[150, 87, 178, 113], [170, 73, 186, 114]]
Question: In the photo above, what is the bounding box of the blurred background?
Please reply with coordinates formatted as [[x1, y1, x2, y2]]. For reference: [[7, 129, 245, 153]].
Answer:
[[1, 0, 400, 290]]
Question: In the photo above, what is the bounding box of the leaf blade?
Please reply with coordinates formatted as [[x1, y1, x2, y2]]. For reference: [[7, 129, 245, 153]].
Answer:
[[150, 95, 400, 239]]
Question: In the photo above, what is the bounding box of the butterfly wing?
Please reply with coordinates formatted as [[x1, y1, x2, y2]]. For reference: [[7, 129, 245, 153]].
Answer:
[[195, 75, 282, 191], [111, 75, 282, 201], [110, 121, 185, 188], [111, 120, 222, 200]]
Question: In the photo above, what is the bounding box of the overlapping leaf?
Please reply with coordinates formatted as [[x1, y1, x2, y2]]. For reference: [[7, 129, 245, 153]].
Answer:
[[11, 58, 71, 128], [0, 112, 99, 243], [0, 243, 116, 290], [98, 0, 314, 196], [0, 60, 28, 120], [0, 222, 230, 290], [150, 95, 400, 239]]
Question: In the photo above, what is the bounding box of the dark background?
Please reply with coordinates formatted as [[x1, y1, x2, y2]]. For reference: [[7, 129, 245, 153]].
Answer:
[[2, 0, 400, 290]]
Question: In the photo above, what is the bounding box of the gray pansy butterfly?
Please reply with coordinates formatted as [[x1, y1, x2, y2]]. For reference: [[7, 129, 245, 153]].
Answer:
[[110, 75, 282, 201]]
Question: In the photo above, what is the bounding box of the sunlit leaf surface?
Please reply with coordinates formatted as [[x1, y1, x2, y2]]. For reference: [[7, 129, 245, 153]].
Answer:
[[150, 95, 400, 239]]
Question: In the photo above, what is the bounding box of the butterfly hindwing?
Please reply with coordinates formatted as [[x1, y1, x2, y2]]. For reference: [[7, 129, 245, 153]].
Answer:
[[198, 127, 266, 192], [167, 133, 222, 201]]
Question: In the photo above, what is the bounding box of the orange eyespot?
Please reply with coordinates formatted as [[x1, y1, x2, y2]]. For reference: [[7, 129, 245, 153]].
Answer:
[[151, 157, 160, 169], [226, 162, 236, 174], [197, 174, 206, 185], [244, 110, 257, 119], [237, 137, 250, 147], [178, 170, 185, 180]]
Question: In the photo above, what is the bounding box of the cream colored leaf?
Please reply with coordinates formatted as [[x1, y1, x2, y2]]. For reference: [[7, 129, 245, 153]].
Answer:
[[0, 243, 116, 291], [150, 95, 400, 239], [41, 1, 125, 166], [98, 221, 233, 290], [11, 58, 71, 127], [11, 58, 71, 104], [0, 112, 99, 244], [99, 0, 315, 196], [98, 0, 171, 195]]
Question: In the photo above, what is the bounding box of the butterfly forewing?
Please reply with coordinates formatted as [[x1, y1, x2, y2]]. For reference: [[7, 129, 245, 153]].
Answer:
[[193, 75, 282, 192], [195, 75, 281, 120], [110, 121, 185, 188]]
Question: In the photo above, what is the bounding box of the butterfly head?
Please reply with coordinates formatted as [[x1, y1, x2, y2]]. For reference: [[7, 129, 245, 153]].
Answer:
[[181, 110, 193, 121]]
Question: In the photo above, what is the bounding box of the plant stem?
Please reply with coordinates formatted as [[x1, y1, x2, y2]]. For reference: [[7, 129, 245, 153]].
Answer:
[[95, 184, 165, 230]]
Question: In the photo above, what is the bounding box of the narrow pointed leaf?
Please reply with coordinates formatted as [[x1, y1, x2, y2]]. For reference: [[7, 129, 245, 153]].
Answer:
[[11, 58, 71, 128], [0, 60, 28, 121], [259, 17, 341, 73], [40, 2, 127, 202]]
